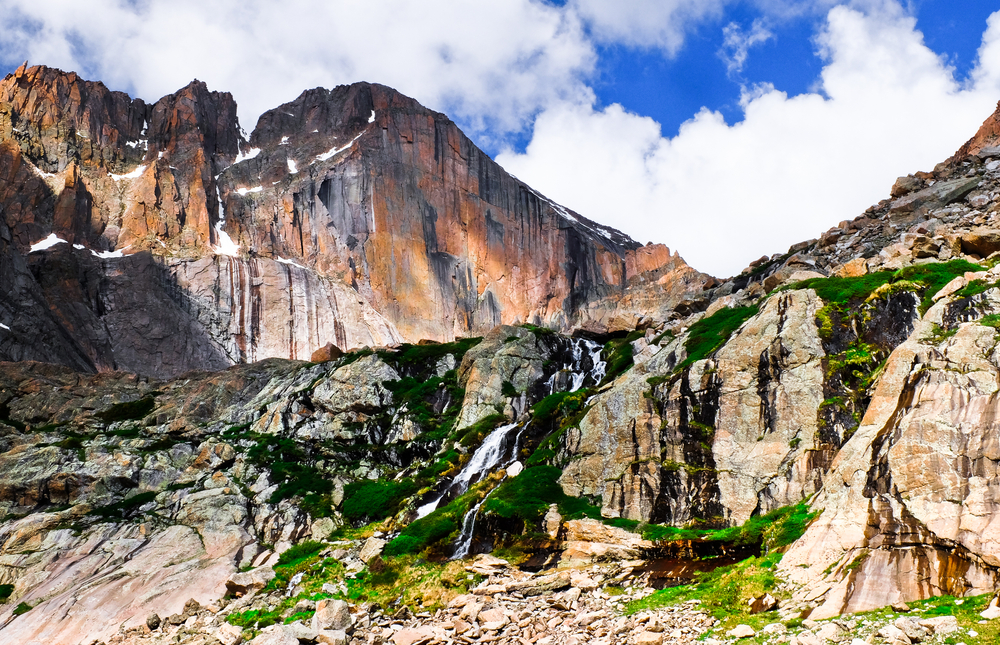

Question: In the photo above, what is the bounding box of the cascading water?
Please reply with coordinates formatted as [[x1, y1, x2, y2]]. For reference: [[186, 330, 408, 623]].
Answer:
[[415, 421, 524, 519], [548, 338, 608, 394], [416, 336, 608, 556]]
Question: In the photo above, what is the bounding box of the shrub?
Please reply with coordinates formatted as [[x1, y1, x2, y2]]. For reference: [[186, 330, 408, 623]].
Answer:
[[0, 584, 13, 603]]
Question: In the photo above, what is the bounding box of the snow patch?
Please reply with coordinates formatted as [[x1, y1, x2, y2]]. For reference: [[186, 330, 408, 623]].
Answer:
[[30, 233, 67, 252], [0, 323, 9, 331], [75, 131, 89, 139], [157, 151, 165, 159], [368, 110, 376, 123], [213, 223, 240, 256], [73, 244, 85, 250], [110, 165, 147, 181], [126, 139, 148, 150], [212, 184, 241, 257], [314, 131, 365, 163], [236, 186, 263, 196], [92, 246, 129, 259], [234, 147, 261, 164], [275, 256, 305, 269], [287, 159, 298, 174], [29, 163, 55, 179], [280, 136, 290, 145]]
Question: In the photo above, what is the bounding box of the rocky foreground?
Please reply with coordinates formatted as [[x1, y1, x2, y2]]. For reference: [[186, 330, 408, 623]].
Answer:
[[99, 541, 992, 645]]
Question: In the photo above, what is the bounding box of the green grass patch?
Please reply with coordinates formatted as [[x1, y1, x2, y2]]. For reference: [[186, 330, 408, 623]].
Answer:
[[625, 551, 783, 622], [12, 602, 31, 616], [600, 331, 643, 385], [679, 306, 759, 370], [707, 503, 817, 550], [276, 540, 325, 568], [482, 465, 602, 527], [341, 479, 418, 525], [384, 489, 480, 557], [982, 314, 1000, 328]]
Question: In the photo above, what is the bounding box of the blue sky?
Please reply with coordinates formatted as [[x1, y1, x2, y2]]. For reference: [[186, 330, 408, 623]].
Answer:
[[587, 1, 999, 141], [2, 0, 1000, 276]]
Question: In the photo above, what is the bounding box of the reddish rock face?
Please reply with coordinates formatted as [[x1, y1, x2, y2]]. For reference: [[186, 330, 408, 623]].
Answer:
[[953, 99, 1000, 159], [0, 65, 711, 377]]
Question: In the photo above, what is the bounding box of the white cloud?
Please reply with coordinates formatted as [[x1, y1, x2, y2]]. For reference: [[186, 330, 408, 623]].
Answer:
[[498, 4, 1000, 276], [0, 0, 596, 137], [570, 0, 728, 53], [720, 19, 774, 76]]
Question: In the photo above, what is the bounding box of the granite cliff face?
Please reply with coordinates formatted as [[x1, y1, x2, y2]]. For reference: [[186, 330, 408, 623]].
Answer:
[[0, 64, 709, 378]]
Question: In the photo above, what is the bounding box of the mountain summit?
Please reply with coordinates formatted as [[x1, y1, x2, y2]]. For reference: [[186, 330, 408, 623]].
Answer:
[[0, 64, 709, 378]]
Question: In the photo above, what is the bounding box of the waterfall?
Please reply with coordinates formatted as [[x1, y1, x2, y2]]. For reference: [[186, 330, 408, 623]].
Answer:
[[451, 484, 499, 560], [415, 421, 524, 519]]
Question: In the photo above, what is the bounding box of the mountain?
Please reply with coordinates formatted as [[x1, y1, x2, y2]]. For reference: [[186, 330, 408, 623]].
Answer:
[[6, 68, 1000, 645], [0, 64, 709, 379]]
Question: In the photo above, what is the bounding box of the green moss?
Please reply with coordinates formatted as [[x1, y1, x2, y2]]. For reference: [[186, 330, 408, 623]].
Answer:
[[922, 323, 958, 344], [341, 479, 418, 525], [679, 306, 759, 370], [482, 465, 604, 527], [94, 396, 157, 423], [982, 314, 1000, 328], [956, 279, 996, 299], [624, 551, 783, 621], [501, 381, 518, 398], [707, 503, 817, 550], [504, 336, 520, 343], [12, 602, 31, 616], [384, 488, 483, 556], [0, 584, 13, 603]]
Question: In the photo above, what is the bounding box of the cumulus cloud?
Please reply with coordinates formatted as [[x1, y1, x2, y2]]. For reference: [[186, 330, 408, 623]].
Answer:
[[498, 4, 1000, 276], [0, 0, 596, 137]]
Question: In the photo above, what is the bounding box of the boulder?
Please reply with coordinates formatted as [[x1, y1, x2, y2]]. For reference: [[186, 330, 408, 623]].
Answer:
[[215, 623, 244, 645], [391, 626, 436, 645], [225, 566, 276, 596], [311, 342, 344, 363], [749, 593, 778, 614], [358, 537, 386, 563], [961, 227, 1000, 257], [728, 624, 756, 638], [634, 632, 664, 645], [249, 625, 299, 645], [316, 630, 348, 645], [312, 598, 351, 632], [507, 571, 571, 596]]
